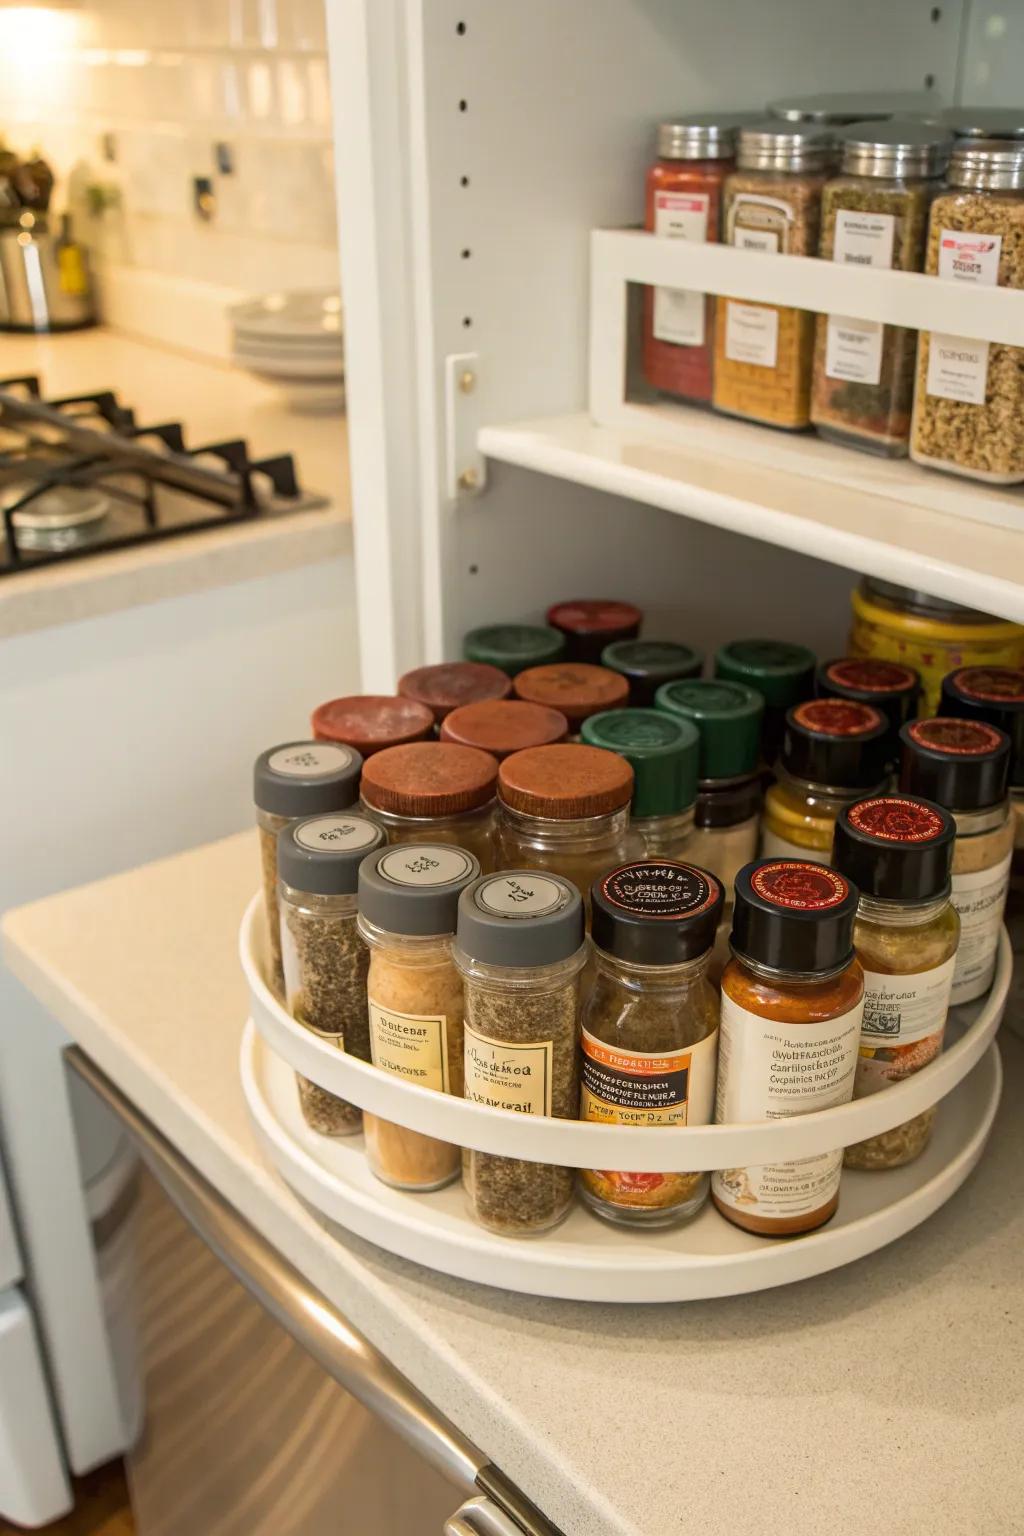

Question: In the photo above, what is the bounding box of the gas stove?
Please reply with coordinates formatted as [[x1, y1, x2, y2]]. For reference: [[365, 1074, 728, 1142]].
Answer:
[[0, 375, 328, 573]]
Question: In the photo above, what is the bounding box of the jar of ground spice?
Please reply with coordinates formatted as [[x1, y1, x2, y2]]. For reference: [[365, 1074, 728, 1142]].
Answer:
[[831, 795, 958, 1171], [397, 661, 511, 726], [546, 601, 642, 665], [712, 860, 864, 1237], [816, 657, 920, 769], [453, 871, 586, 1236], [941, 667, 1024, 870], [580, 861, 723, 1228], [899, 717, 1012, 1004], [601, 639, 703, 706], [581, 708, 699, 861], [714, 638, 816, 766], [440, 698, 569, 758], [278, 813, 385, 1136], [762, 699, 890, 862], [254, 741, 363, 999], [359, 742, 498, 871], [357, 844, 480, 1191], [311, 695, 434, 756], [513, 662, 629, 736], [463, 623, 565, 677]]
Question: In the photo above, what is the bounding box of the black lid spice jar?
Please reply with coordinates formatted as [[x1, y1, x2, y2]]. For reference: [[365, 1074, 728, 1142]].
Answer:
[[712, 860, 864, 1237], [580, 861, 723, 1228], [714, 637, 816, 764], [601, 639, 703, 706], [762, 698, 890, 861], [581, 708, 700, 861], [941, 666, 1024, 867], [817, 656, 921, 763], [546, 600, 642, 664], [831, 795, 958, 1171]]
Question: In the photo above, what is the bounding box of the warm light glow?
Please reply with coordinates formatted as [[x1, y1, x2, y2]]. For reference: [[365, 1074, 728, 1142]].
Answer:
[[0, 6, 81, 117]]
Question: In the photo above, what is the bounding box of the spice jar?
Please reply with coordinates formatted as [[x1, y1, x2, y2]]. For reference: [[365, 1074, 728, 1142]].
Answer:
[[643, 115, 739, 405], [440, 698, 569, 758], [655, 679, 764, 901], [278, 813, 386, 1135], [580, 861, 722, 1227], [496, 744, 638, 907], [816, 657, 920, 762], [811, 122, 950, 456], [910, 139, 1024, 483], [940, 108, 1024, 142], [546, 600, 642, 665], [768, 92, 929, 126], [900, 717, 1012, 1004], [453, 871, 586, 1236], [397, 661, 510, 725], [762, 699, 890, 861], [712, 860, 864, 1236], [357, 844, 480, 1190], [942, 666, 1024, 872], [463, 623, 565, 677], [254, 740, 363, 999], [831, 795, 958, 1171], [714, 637, 817, 766], [359, 742, 498, 871], [581, 708, 699, 860], [713, 124, 832, 429], [513, 662, 629, 735], [311, 695, 434, 756], [601, 639, 703, 706]]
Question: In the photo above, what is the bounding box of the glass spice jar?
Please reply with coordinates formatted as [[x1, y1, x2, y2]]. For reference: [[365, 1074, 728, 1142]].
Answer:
[[816, 656, 920, 770], [712, 860, 864, 1237], [941, 666, 1024, 872], [254, 740, 363, 1000], [811, 122, 950, 456], [831, 795, 958, 1170], [713, 124, 832, 429], [643, 115, 740, 406], [453, 871, 586, 1236], [278, 813, 386, 1136], [581, 708, 699, 861], [397, 661, 511, 726], [580, 861, 723, 1227], [601, 639, 703, 707], [714, 637, 816, 767], [463, 623, 565, 677], [357, 844, 480, 1191], [546, 600, 642, 665], [767, 92, 930, 126], [311, 695, 434, 756], [359, 742, 499, 872], [940, 108, 1024, 142], [762, 699, 890, 862], [512, 662, 629, 737], [440, 698, 569, 759], [900, 717, 1012, 1004]]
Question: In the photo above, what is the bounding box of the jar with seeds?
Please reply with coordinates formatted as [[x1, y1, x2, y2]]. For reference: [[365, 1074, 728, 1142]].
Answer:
[[453, 871, 586, 1235], [278, 812, 385, 1135]]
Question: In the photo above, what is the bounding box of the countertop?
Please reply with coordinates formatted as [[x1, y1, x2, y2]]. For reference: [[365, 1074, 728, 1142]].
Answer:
[[4, 832, 1023, 1536], [1, 329, 351, 639]]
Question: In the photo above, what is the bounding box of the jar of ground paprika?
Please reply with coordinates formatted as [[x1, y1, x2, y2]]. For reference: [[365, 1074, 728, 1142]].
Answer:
[[397, 661, 511, 726], [762, 699, 890, 861], [440, 699, 569, 759], [601, 639, 703, 706], [513, 662, 629, 736], [312, 695, 434, 756], [359, 742, 499, 871], [546, 601, 642, 665]]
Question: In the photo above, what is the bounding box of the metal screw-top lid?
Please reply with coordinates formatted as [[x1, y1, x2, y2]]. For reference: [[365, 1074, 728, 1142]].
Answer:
[[736, 121, 833, 172], [839, 119, 951, 178], [731, 860, 859, 976], [455, 871, 584, 968], [832, 795, 954, 905], [714, 638, 816, 707], [254, 740, 363, 817], [941, 666, 1024, 786], [767, 91, 932, 125], [278, 813, 384, 896], [580, 708, 699, 818], [591, 861, 723, 967], [463, 623, 565, 676], [947, 137, 1024, 190], [782, 698, 890, 789], [655, 678, 763, 780], [657, 112, 754, 161], [358, 843, 481, 937], [899, 717, 1011, 811], [600, 639, 703, 706], [941, 107, 1024, 141]]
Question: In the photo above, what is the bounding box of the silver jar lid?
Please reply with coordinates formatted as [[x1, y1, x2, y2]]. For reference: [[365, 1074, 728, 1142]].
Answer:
[[657, 112, 756, 161], [948, 138, 1024, 191], [736, 122, 833, 173], [941, 107, 1024, 141], [839, 119, 952, 178], [768, 91, 932, 126]]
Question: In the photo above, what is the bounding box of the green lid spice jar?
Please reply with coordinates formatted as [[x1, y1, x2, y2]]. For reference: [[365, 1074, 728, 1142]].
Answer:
[[359, 742, 499, 871], [762, 699, 890, 861], [580, 861, 723, 1227], [581, 708, 699, 860], [831, 795, 958, 1171], [278, 813, 386, 1136], [546, 600, 642, 665], [816, 657, 920, 768], [601, 639, 703, 707], [440, 699, 569, 758], [357, 844, 480, 1191], [463, 623, 565, 677], [715, 638, 816, 765], [311, 695, 434, 756], [512, 662, 629, 737], [397, 661, 511, 725], [254, 741, 363, 999], [453, 872, 587, 1236]]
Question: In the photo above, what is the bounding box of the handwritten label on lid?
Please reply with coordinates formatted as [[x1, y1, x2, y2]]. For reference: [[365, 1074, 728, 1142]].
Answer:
[[377, 846, 475, 887], [476, 874, 568, 918], [294, 815, 380, 853], [268, 743, 355, 777]]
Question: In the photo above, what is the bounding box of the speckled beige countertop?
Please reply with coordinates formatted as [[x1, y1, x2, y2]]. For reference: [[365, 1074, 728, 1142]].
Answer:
[[4, 832, 1023, 1536], [1, 330, 351, 638]]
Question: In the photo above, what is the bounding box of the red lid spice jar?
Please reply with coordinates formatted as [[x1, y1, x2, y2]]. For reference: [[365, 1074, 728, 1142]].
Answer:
[[712, 860, 864, 1237], [397, 661, 511, 725], [440, 698, 569, 758], [312, 695, 434, 756], [546, 601, 642, 665], [360, 742, 499, 871], [762, 698, 890, 861], [513, 662, 629, 734]]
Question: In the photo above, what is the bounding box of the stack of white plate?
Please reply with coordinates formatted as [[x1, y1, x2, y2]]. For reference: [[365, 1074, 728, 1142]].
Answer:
[[229, 289, 345, 414]]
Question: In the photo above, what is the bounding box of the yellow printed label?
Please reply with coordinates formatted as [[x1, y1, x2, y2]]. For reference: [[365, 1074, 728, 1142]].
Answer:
[[368, 1001, 448, 1091], [463, 1026, 553, 1116]]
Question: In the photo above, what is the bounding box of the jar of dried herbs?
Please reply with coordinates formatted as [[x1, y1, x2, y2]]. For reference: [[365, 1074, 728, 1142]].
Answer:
[[254, 741, 363, 999], [359, 741, 499, 871], [713, 123, 832, 429], [357, 844, 481, 1191], [831, 795, 958, 1171], [440, 699, 569, 759], [581, 861, 723, 1227], [581, 708, 699, 861], [397, 661, 511, 726], [714, 637, 816, 767], [278, 812, 385, 1136], [811, 122, 950, 456], [601, 639, 703, 707], [463, 623, 565, 677], [453, 871, 586, 1235], [762, 699, 890, 861], [547, 600, 642, 665]]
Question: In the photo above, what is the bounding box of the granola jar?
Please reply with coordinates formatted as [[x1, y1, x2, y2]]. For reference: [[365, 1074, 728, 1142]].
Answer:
[[580, 861, 723, 1228], [512, 662, 629, 736], [311, 695, 434, 755], [713, 124, 832, 429], [359, 742, 498, 872], [463, 623, 565, 677], [397, 661, 510, 726], [910, 140, 1024, 483], [762, 699, 890, 861], [714, 637, 816, 767], [831, 795, 958, 1171], [440, 698, 569, 758], [811, 122, 950, 456], [581, 708, 699, 861], [547, 600, 642, 665], [601, 639, 703, 706]]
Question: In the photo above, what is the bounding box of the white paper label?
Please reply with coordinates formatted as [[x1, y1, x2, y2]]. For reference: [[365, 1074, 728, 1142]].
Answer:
[[950, 851, 1011, 1004], [475, 874, 567, 917], [926, 333, 991, 404], [735, 227, 779, 254], [825, 315, 885, 385], [268, 743, 355, 777], [293, 815, 380, 853], [759, 827, 829, 864], [938, 229, 1002, 287], [833, 209, 896, 270], [724, 301, 779, 368], [859, 956, 956, 1047], [369, 1001, 449, 1091], [652, 191, 709, 347], [377, 846, 475, 888], [464, 1025, 553, 1116]]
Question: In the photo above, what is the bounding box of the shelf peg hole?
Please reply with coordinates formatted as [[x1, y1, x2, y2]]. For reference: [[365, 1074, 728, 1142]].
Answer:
[[930, 6, 941, 19], [456, 20, 466, 34], [462, 316, 473, 328], [460, 175, 470, 187], [461, 248, 471, 259], [459, 98, 468, 112]]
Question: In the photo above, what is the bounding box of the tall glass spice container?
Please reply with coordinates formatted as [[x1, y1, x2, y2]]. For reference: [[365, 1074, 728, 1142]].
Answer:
[[453, 872, 586, 1235], [513, 662, 629, 737], [359, 742, 499, 871], [311, 695, 434, 756], [712, 860, 864, 1237], [762, 699, 890, 861], [714, 637, 816, 767], [601, 639, 703, 707], [547, 600, 642, 665], [830, 795, 958, 1171], [580, 861, 723, 1228], [941, 666, 1024, 872], [254, 740, 363, 999], [397, 661, 511, 726], [357, 844, 480, 1191], [581, 708, 699, 860], [440, 699, 569, 758], [278, 813, 386, 1135], [463, 623, 565, 677], [713, 124, 832, 429]]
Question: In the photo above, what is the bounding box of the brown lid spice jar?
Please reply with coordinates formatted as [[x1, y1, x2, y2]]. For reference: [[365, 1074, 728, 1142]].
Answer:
[[440, 698, 569, 758], [546, 601, 642, 664], [397, 661, 511, 724], [312, 695, 434, 755], [360, 742, 499, 872], [513, 662, 629, 730]]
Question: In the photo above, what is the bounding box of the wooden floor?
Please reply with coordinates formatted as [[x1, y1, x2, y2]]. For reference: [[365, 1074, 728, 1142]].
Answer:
[[0, 1462, 134, 1536]]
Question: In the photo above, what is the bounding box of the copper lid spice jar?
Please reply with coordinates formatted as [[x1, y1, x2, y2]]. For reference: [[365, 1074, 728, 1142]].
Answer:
[[601, 639, 703, 707], [513, 662, 629, 734], [581, 708, 700, 861], [762, 699, 890, 861], [311, 695, 434, 756], [440, 698, 569, 758], [357, 844, 480, 1191], [359, 742, 499, 871], [580, 861, 723, 1228], [830, 796, 958, 1171], [712, 861, 864, 1237], [546, 600, 642, 665], [453, 872, 586, 1236], [397, 661, 511, 725]]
